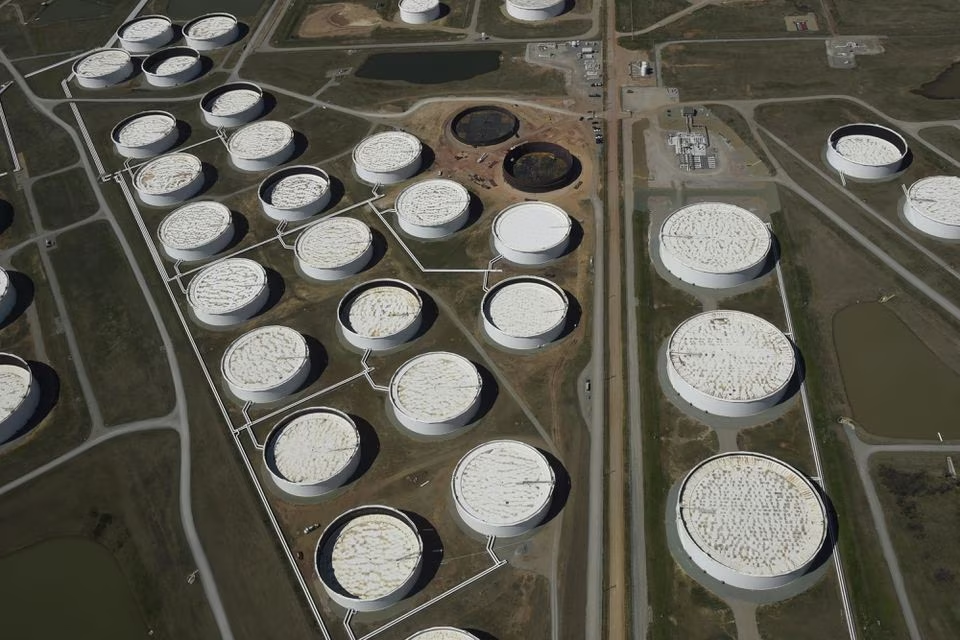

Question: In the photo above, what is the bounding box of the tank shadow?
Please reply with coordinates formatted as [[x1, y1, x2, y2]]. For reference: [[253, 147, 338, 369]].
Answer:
[[220, 210, 249, 253], [556, 287, 582, 341], [298, 334, 329, 391], [471, 362, 499, 424], [258, 266, 286, 317], [403, 510, 444, 597], [4, 360, 59, 443], [0, 199, 11, 236], [323, 174, 346, 212], [345, 413, 380, 485], [0, 271, 35, 330], [417, 141, 436, 175], [173, 118, 192, 148], [409, 288, 438, 342], [287, 131, 309, 165], [259, 90, 278, 119], [753, 232, 781, 280], [463, 190, 485, 229], [234, 22, 251, 44], [464, 631, 498, 640], [365, 226, 388, 273], [436, 4, 452, 19], [197, 162, 219, 198], [537, 447, 571, 528]]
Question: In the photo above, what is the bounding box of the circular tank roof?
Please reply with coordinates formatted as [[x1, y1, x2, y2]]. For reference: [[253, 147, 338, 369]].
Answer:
[[343, 282, 421, 338], [119, 16, 171, 41], [353, 131, 422, 173], [222, 325, 309, 393], [396, 179, 470, 227], [296, 218, 372, 270], [453, 439, 554, 528], [113, 111, 176, 148], [660, 202, 771, 275], [907, 176, 960, 228], [0, 266, 9, 298], [406, 629, 479, 640], [74, 49, 130, 78], [134, 153, 202, 195], [228, 121, 294, 160], [390, 352, 482, 424], [320, 508, 422, 601], [486, 278, 567, 338], [494, 201, 571, 253], [0, 357, 32, 425], [510, 0, 563, 6], [159, 201, 232, 250], [188, 258, 267, 316], [829, 124, 907, 167], [263, 171, 329, 209], [204, 86, 261, 116], [678, 452, 827, 578], [185, 13, 237, 40], [267, 409, 360, 485], [399, 0, 440, 10], [149, 51, 199, 76], [668, 310, 795, 403]]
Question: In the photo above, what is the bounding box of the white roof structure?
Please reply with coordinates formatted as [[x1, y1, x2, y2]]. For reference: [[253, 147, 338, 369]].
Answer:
[[222, 326, 309, 392], [494, 202, 571, 253], [509, 0, 562, 6], [134, 153, 202, 195], [907, 176, 960, 227], [834, 134, 902, 165], [0, 363, 31, 423], [399, 0, 440, 11], [119, 17, 170, 41], [270, 410, 360, 484], [453, 440, 554, 529], [390, 352, 482, 423], [228, 121, 294, 160], [185, 14, 237, 40], [74, 49, 130, 78], [353, 132, 422, 173], [115, 112, 176, 147], [188, 258, 267, 315], [347, 284, 421, 338], [159, 201, 232, 250], [660, 203, 771, 274], [0, 266, 9, 298], [265, 172, 328, 209], [296, 218, 372, 269], [406, 629, 478, 640], [668, 310, 795, 402], [328, 512, 422, 600], [206, 88, 261, 116], [678, 453, 827, 578], [154, 54, 198, 76], [487, 279, 566, 337], [396, 179, 470, 227]]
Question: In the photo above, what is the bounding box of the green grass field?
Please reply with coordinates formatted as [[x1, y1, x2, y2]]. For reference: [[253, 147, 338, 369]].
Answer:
[[32, 168, 99, 231]]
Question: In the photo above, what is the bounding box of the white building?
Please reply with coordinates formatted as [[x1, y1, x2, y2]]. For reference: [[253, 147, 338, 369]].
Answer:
[[221, 325, 311, 403], [389, 351, 483, 436], [183, 13, 240, 50], [395, 179, 471, 239], [73, 49, 133, 89], [481, 276, 568, 350], [158, 201, 234, 262], [0, 267, 16, 325], [399, 0, 441, 23], [295, 217, 373, 281], [337, 279, 423, 351], [133, 153, 204, 206], [111, 110, 179, 159], [825, 123, 908, 180], [258, 166, 331, 221], [228, 121, 295, 172], [116, 15, 173, 53], [493, 201, 571, 265], [353, 131, 422, 185], [406, 629, 480, 640], [505, 0, 566, 21], [903, 175, 960, 239], [187, 258, 269, 326], [200, 82, 264, 128], [0, 353, 40, 444], [142, 47, 203, 87]]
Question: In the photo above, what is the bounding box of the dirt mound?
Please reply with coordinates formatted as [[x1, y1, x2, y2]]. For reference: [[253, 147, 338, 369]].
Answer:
[[297, 3, 381, 38]]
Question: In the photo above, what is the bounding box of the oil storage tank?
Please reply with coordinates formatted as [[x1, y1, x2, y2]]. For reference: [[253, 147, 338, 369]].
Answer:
[[903, 175, 960, 239], [200, 82, 265, 128], [183, 13, 240, 50], [406, 630, 480, 640], [505, 0, 566, 21], [493, 201, 571, 265], [395, 179, 471, 239], [295, 217, 373, 281], [482, 276, 568, 350], [337, 279, 423, 351], [315, 505, 424, 611], [389, 351, 483, 436], [825, 123, 908, 180], [452, 439, 556, 537], [73, 49, 133, 89], [399, 0, 441, 23], [676, 452, 829, 590], [158, 201, 234, 261], [111, 110, 179, 158], [353, 131, 422, 185], [228, 121, 295, 172], [0, 353, 40, 444], [258, 166, 331, 221], [116, 15, 174, 53], [0, 266, 16, 325], [264, 407, 361, 498], [221, 325, 311, 403], [187, 258, 269, 326], [133, 152, 204, 206], [142, 47, 203, 87]]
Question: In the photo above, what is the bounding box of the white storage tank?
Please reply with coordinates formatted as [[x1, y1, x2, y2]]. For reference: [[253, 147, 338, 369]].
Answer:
[[903, 175, 960, 240], [228, 120, 295, 172], [263, 407, 361, 498], [221, 325, 311, 403], [395, 179, 471, 239], [452, 439, 556, 537], [133, 152, 204, 206], [658, 202, 772, 289], [183, 13, 240, 50], [200, 82, 265, 128], [399, 0, 441, 23], [493, 201, 571, 265], [353, 131, 422, 185], [158, 201, 234, 261], [142, 47, 203, 88], [825, 123, 908, 180], [187, 258, 269, 326], [116, 15, 174, 53], [505, 0, 566, 21], [666, 310, 797, 417], [258, 166, 331, 221], [337, 279, 423, 351], [406, 629, 480, 640], [110, 110, 179, 159], [295, 217, 373, 281], [482, 276, 568, 350], [315, 505, 424, 612], [677, 452, 829, 590], [72, 49, 133, 89], [389, 351, 483, 436], [0, 267, 16, 325], [0, 353, 40, 444]]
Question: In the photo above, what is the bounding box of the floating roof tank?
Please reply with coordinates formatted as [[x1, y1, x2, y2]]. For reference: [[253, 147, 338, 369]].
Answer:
[[110, 110, 179, 159], [315, 505, 424, 611], [505, 0, 566, 21], [452, 439, 556, 537], [258, 166, 330, 221], [389, 351, 483, 436], [73, 49, 133, 89], [666, 310, 797, 417], [0, 353, 40, 444], [142, 47, 203, 88], [183, 13, 240, 50], [228, 120, 295, 172], [221, 325, 311, 403], [481, 276, 568, 350], [158, 201, 234, 261], [406, 629, 480, 640], [295, 217, 373, 281], [395, 179, 471, 239], [116, 15, 174, 53], [337, 279, 423, 351], [658, 202, 772, 288], [264, 407, 361, 498], [399, 0, 441, 23], [187, 258, 269, 326], [353, 131, 423, 185], [825, 123, 908, 180], [677, 452, 829, 590], [493, 201, 571, 265], [199, 82, 265, 128], [0, 267, 16, 324], [133, 152, 204, 206], [903, 175, 960, 240]]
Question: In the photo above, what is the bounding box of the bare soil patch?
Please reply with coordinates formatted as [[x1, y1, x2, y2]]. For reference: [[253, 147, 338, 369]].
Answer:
[[297, 3, 381, 38]]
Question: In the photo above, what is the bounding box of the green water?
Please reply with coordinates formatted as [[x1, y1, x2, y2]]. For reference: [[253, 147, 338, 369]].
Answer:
[[0, 537, 148, 639], [833, 303, 960, 439]]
